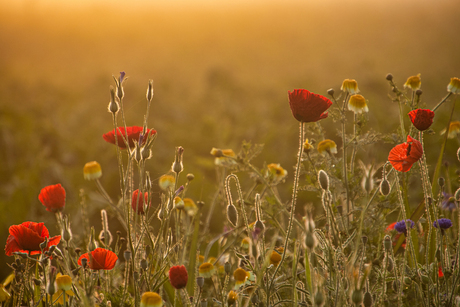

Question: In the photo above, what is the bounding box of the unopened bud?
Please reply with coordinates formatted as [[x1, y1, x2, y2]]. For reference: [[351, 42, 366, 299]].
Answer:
[[172, 146, 184, 174], [146, 80, 154, 102], [361, 235, 368, 245], [108, 87, 119, 114], [351, 289, 363, 305], [81, 257, 88, 269], [416, 89, 423, 96], [140, 258, 148, 271], [145, 244, 152, 257], [363, 291, 373, 307], [187, 173, 195, 181], [438, 177, 445, 188], [384, 235, 392, 252], [196, 276, 204, 288], [327, 88, 335, 96], [380, 179, 390, 196], [314, 290, 324, 307], [254, 220, 265, 234], [455, 188, 460, 201], [318, 170, 329, 190], [386, 73, 393, 81], [40, 237, 49, 251], [403, 277, 412, 286], [124, 249, 132, 261], [224, 262, 231, 275], [226, 204, 238, 227], [305, 232, 316, 249]]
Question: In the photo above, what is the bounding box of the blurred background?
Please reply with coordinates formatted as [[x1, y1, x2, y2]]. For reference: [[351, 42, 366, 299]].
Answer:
[[1, 0, 459, 279]]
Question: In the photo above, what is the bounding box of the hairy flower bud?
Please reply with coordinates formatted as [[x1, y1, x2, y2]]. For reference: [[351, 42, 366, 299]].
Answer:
[[108, 87, 119, 114], [384, 235, 392, 252], [438, 177, 445, 188], [363, 292, 372, 307], [379, 178, 390, 196], [146, 79, 154, 102], [386, 73, 393, 81], [226, 204, 238, 227], [327, 88, 335, 96], [351, 289, 363, 305], [196, 276, 204, 288], [318, 170, 329, 190]]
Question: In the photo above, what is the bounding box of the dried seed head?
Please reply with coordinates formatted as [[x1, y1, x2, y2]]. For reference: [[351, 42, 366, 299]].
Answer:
[[226, 204, 238, 227], [416, 89, 423, 96], [386, 73, 393, 81], [124, 249, 132, 261], [379, 179, 390, 196], [318, 170, 329, 190], [361, 235, 368, 245], [187, 173, 195, 181]]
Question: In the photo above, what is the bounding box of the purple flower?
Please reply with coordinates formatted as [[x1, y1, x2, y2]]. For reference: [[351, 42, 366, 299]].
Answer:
[[394, 219, 414, 235], [433, 218, 452, 230], [441, 192, 457, 211], [119, 71, 126, 83]]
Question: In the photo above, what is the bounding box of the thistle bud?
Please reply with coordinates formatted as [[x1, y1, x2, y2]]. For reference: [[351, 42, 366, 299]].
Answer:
[[318, 170, 329, 190], [327, 88, 335, 96], [386, 73, 393, 81], [146, 79, 154, 102], [379, 178, 390, 196], [384, 235, 392, 252], [226, 204, 238, 227], [108, 87, 119, 114]]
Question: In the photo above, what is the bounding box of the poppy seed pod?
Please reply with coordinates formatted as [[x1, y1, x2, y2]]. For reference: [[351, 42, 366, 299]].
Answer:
[[327, 88, 335, 96], [196, 276, 204, 288], [438, 177, 445, 188], [226, 204, 238, 227], [379, 179, 390, 196], [351, 289, 363, 305], [318, 170, 329, 190], [384, 235, 392, 252], [386, 73, 393, 81]]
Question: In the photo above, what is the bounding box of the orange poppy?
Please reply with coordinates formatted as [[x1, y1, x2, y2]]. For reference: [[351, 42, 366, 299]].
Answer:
[[408, 109, 434, 131], [102, 126, 156, 149], [39, 184, 66, 213], [388, 135, 423, 172], [78, 248, 118, 270]]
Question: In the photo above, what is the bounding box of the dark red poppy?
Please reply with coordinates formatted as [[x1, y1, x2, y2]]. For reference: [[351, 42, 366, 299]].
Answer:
[[288, 89, 332, 123], [169, 265, 188, 289], [77, 248, 118, 270], [38, 184, 66, 213], [5, 222, 61, 256], [102, 126, 157, 149], [388, 135, 423, 172], [408, 109, 435, 131], [131, 189, 150, 215]]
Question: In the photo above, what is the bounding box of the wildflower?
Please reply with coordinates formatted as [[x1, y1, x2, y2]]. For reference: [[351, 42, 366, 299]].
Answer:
[[433, 218, 453, 230], [408, 109, 435, 131], [265, 163, 288, 183], [241, 237, 251, 249], [198, 255, 205, 265], [341, 79, 360, 94], [441, 121, 460, 139], [5, 221, 61, 256], [348, 94, 368, 114], [168, 265, 188, 289], [174, 197, 185, 210], [269, 248, 283, 266], [131, 189, 150, 215], [288, 89, 332, 123], [83, 161, 102, 180], [394, 219, 415, 236], [438, 267, 444, 278], [233, 268, 250, 289], [102, 126, 156, 149], [199, 262, 215, 278], [404, 74, 421, 90], [388, 135, 423, 172], [140, 292, 163, 307], [183, 198, 198, 216], [52, 273, 74, 304], [317, 139, 337, 155], [159, 174, 175, 191], [227, 290, 238, 305], [441, 192, 457, 211], [447, 77, 460, 94], [303, 139, 314, 153], [211, 148, 237, 167], [77, 248, 118, 270], [38, 184, 66, 213]]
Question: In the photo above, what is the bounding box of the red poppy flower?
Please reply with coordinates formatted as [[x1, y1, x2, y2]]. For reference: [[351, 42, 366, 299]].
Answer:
[[131, 189, 150, 215], [77, 248, 118, 270], [388, 135, 423, 172], [102, 126, 157, 149], [5, 222, 61, 256], [288, 89, 332, 123], [38, 184, 66, 213], [408, 109, 435, 131], [169, 265, 188, 289], [438, 266, 444, 278]]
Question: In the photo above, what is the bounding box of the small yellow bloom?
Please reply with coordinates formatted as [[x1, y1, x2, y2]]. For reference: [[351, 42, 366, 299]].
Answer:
[[317, 139, 337, 155], [241, 237, 251, 249], [303, 139, 314, 153], [52, 274, 74, 304], [404, 73, 421, 90], [448, 77, 460, 94], [341, 79, 359, 94], [183, 198, 198, 216], [348, 94, 368, 114], [441, 121, 460, 139], [212, 148, 237, 167], [269, 248, 283, 266], [140, 292, 163, 307], [199, 262, 215, 278], [173, 196, 184, 210], [227, 290, 238, 305], [158, 174, 175, 191], [83, 161, 102, 180], [198, 255, 205, 265], [266, 163, 288, 183], [233, 268, 250, 289]]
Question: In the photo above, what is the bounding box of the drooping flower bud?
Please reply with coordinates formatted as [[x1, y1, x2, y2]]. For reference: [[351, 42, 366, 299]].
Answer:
[[318, 170, 329, 190], [379, 178, 390, 196]]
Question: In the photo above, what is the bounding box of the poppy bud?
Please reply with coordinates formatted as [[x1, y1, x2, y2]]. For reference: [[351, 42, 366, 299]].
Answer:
[[81, 257, 88, 269], [187, 173, 195, 181], [416, 89, 423, 96], [384, 235, 392, 252], [108, 87, 119, 114], [351, 289, 363, 305], [146, 79, 154, 102], [196, 276, 204, 288], [124, 249, 132, 261], [386, 73, 393, 81], [314, 290, 324, 307], [305, 232, 316, 249], [341, 277, 349, 291], [224, 262, 231, 275], [172, 146, 184, 174], [379, 179, 390, 196], [363, 292, 373, 307], [145, 244, 152, 257], [318, 170, 329, 190], [226, 204, 238, 227]]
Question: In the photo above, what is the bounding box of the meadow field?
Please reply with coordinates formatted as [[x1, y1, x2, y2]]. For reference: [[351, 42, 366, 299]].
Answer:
[[1, 0, 460, 305]]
